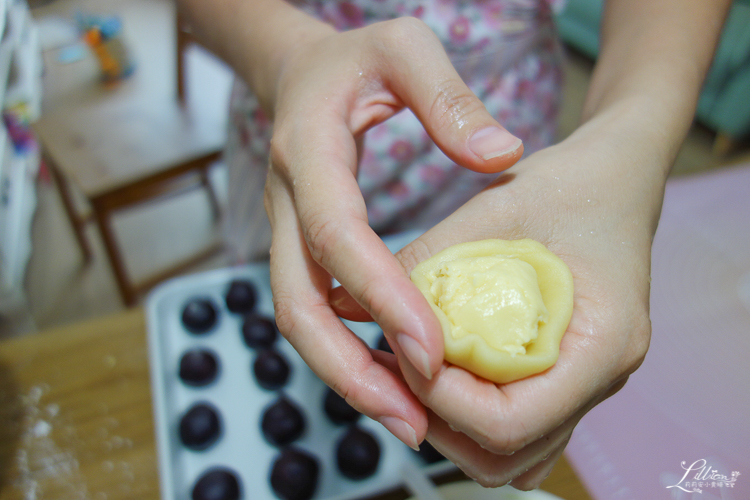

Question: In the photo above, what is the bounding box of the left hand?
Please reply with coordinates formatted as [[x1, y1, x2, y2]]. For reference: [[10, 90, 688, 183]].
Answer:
[[263, 17, 524, 450]]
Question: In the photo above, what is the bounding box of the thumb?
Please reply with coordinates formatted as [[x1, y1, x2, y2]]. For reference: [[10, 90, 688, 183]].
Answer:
[[381, 19, 523, 173]]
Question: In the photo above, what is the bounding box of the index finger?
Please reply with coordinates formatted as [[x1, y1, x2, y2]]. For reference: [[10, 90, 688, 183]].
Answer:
[[274, 107, 445, 380], [266, 170, 428, 450]]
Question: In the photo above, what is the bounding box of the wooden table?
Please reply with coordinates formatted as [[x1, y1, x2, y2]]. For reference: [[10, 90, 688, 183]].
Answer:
[[0, 310, 592, 500], [31, 0, 231, 307], [33, 75, 226, 307]]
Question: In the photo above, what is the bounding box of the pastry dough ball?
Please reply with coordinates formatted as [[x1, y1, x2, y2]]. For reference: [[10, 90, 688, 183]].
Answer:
[[410, 239, 574, 383]]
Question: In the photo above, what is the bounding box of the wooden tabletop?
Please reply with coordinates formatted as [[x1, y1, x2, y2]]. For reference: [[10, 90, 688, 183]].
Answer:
[[32, 94, 228, 199], [0, 309, 158, 499], [0, 309, 592, 500]]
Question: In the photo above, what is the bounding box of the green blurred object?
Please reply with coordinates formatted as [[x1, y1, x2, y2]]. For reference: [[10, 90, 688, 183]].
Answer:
[[555, 0, 750, 148]]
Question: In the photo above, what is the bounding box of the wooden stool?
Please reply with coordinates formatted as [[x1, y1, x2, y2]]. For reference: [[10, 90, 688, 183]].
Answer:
[[32, 17, 229, 307], [33, 93, 226, 306]]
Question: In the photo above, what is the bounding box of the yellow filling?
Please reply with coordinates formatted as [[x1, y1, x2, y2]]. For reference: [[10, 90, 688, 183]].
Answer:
[[429, 256, 548, 356], [411, 239, 574, 384]]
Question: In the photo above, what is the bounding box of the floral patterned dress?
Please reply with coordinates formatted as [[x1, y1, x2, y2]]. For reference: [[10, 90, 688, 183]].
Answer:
[[224, 0, 565, 261]]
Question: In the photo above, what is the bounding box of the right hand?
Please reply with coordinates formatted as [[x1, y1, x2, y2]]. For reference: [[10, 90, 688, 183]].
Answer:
[[264, 16, 524, 449], [332, 119, 661, 488]]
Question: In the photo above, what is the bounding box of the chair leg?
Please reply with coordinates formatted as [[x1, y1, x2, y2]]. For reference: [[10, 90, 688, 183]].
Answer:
[[47, 156, 93, 263], [91, 203, 137, 307], [200, 166, 222, 221]]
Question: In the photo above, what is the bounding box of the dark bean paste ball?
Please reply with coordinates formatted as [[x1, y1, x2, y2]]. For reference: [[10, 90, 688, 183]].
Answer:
[[375, 333, 393, 354], [179, 349, 219, 387], [415, 440, 447, 464], [181, 298, 219, 334], [261, 397, 305, 447], [253, 350, 291, 390], [270, 448, 319, 500], [180, 403, 221, 451], [323, 388, 361, 425], [241, 314, 278, 349], [336, 426, 381, 480], [225, 279, 258, 314], [192, 468, 241, 500]]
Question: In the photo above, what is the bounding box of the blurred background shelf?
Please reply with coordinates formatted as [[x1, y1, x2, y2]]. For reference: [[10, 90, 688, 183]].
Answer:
[[0, 0, 42, 323]]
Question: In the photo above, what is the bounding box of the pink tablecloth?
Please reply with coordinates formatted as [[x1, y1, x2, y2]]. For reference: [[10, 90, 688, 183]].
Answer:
[[565, 165, 750, 500]]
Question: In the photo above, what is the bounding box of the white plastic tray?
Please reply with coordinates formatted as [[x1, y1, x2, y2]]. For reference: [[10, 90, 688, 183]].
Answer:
[[405, 480, 562, 500], [146, 232, 456, 499]]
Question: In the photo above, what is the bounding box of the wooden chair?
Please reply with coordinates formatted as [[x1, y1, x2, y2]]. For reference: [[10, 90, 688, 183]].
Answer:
[[32, 15, 229, 306]]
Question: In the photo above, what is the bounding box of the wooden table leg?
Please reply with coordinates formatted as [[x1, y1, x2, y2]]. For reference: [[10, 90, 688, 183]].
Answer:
[[91, 202, 137, 307], [46, 155, 93, 263], [200, 165, 222, 221]]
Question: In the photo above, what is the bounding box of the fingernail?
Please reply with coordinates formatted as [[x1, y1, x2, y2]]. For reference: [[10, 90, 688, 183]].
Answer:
[[469, 126, 522, 161], [379, 416, 420, 451], [396, 333, 432, 380]]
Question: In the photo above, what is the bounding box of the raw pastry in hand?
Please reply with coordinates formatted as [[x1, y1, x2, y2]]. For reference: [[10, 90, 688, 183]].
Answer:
[[410, 239, 574, 383]]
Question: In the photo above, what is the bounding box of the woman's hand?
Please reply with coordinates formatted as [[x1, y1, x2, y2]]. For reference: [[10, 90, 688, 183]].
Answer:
[[334, 109, 663, 486], [178, 0, 729, 482], [264, 16, 523, 449], [360, 0, 728, 482]]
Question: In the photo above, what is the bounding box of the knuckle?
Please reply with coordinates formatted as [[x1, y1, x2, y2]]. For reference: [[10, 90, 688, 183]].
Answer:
[[429, 80, 485, 133], [504, 430, 531, 455], [395, 239, 433, 275], [480, 418, 531, 455], [469, 468, 510, 489], [471, 427, 497, 451], [378, 16, 435, 47], [490, 431, 527, 456], [472, 472, 495, 488], [469, 396, 529, 455], [352, 276, 388, 321], [328, 378, 350, 402], [510, 477, 540, 492], [328, 379, 363, 413], [372, 17, 443, 66], [302, 211, 343, 265], [272, 293, 301, 344], [326, 362, 386, 419], [269, 128, 293, 176], [623, 313, 652, 374]]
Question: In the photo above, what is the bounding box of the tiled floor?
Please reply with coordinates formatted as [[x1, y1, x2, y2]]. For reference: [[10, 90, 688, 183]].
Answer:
[[2, 0, 748, 338]]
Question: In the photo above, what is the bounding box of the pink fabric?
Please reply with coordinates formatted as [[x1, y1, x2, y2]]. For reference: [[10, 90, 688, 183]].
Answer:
[[565, 165, 750, 500], [224, 0, 565, 261]]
